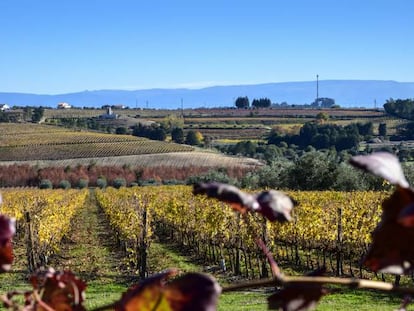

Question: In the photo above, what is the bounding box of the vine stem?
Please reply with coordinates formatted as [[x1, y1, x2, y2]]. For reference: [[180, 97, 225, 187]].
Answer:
[[222, 274, 414, 295]]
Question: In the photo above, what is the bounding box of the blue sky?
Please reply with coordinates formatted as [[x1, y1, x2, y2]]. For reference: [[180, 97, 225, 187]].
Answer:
[[1, 0, 413, 94]]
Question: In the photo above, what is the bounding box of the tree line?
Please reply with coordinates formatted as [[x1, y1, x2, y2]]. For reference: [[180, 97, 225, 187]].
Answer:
[[234, 96, 336, 109]]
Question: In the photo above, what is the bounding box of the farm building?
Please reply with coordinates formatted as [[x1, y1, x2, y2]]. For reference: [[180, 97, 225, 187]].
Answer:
[[99, 106, 118, 119], [57, 102, 72, 109]]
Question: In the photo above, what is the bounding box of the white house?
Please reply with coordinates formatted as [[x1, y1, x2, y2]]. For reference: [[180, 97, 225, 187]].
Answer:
[[57, 102, 71, 109]]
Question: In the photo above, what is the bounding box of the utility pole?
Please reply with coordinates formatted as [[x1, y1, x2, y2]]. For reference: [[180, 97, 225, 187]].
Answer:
[[316, 74, 319, 104]]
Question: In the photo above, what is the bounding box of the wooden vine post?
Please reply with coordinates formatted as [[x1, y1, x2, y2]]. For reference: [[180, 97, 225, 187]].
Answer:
[[24, 211, 36, 272], [138, 198, 149, 279], [336, 207, 343, 276]]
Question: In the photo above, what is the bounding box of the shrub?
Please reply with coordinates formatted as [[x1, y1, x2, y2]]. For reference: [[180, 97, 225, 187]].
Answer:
[[39, 179, 53, 189], [112, 178, 127, 189], [186, 168, 239, 186], [96, 177, 107, 189], [115, 126, 128, 134], [77, 178, 89, 189], [58, 180, 71, 189]]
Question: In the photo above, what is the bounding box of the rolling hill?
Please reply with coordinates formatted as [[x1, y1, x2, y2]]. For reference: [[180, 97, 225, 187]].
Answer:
[[1, 80, 414, 109]]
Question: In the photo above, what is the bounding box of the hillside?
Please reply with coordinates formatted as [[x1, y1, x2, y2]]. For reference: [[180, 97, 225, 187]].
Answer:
[[0, 123, 262, 169], [1, 80, 414, 109]]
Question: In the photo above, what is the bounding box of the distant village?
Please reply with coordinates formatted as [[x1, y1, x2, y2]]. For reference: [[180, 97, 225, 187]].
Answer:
[[0, 101, 131, 123]]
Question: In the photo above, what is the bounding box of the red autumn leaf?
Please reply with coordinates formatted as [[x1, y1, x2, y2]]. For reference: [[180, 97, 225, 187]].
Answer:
[[115, 269, 221, 311], [256, 190, 296, 222], [164, 272, 221, 311], [193, 182, 295, 222], [0, 213, 16, 272], [362, 187, 414, 274], [268, 268, 328, 311], [350, 153, 414, 274], [397, 203, 414, 227], [30, 268, 87, 311], [193, 182, 258, 214]]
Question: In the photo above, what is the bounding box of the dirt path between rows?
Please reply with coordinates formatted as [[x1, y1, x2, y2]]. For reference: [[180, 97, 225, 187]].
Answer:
[[49, 189, 125, 284]]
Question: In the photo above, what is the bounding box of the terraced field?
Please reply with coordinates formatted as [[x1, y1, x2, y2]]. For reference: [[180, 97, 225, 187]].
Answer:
[[0, 123, 262, 168], [0, 124, 193, 161]]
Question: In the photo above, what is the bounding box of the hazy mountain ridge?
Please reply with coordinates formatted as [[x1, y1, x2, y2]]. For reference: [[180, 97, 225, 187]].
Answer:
[[1, 80, 413, 109]]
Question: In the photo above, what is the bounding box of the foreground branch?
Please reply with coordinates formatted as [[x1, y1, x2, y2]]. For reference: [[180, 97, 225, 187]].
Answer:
[[222, 275, 414, 295]]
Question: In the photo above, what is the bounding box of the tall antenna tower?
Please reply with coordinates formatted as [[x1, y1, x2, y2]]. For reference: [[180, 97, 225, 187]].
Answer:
[[316, 74, 319, 104]]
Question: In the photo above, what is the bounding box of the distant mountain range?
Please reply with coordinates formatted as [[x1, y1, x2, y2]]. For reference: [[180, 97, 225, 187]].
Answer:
[[1, 80, 414, 109]]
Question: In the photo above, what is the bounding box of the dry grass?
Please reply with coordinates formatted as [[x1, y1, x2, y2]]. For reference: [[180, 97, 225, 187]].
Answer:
[[0, 151, 263, 169]]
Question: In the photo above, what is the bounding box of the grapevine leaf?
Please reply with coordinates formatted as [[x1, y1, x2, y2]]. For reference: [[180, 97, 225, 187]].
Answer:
[[349, 152, 409, 188], [268, 268, 328, 311], [0, 213, 16, 272], [397, 203, 414, 227], [349, 153, 414, 273], [163, 272, 221, 311], [363, 187, 414, 274], [30, 268, 87, 311], [115, 269, 221, 311], [193, 182, 295, 222], [255, 190, 296, 222], [193, 182, 258, 214]]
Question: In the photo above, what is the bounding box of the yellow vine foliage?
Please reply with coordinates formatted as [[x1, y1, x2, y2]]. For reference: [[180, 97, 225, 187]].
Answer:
[[95, 186, 387, 257], [0, 188, 89, 255]]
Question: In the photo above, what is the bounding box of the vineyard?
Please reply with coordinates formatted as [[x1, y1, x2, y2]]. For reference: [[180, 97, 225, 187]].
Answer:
[[95, 186, 389, 279], [0, 124, 193, 161], [0, 188, 88, 271], [1, 175, 412, 310], [0, 186, 389, 279], [0, 124, 262, 173]]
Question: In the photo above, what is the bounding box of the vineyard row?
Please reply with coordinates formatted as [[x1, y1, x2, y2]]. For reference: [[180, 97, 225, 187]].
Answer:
[[0, 186, 388, 278]]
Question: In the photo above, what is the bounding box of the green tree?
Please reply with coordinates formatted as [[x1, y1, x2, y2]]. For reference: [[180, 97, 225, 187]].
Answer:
[[171, 127, 185, 144], [287, 151, 337, 190], [161, 114, 184, 132], [115, 126, 128, 134], [251, 98, 271, 108], [32, 106, 44, 123], [235, 96, 250, 109], [312, 97, 335, 108], [255, 158, 293, 189], [315, 112, 329, 122], [378, 123, 387, 137], [396, 121, 414, 140], [185, 130, 202, 145], [186, 168, 238, 186], [23, 107, 32, 121], [383, 98, 414, 120]]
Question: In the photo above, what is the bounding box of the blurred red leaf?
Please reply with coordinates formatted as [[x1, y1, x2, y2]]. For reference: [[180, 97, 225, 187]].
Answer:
[[30, 268, 87, 311], [363, 187, 414, 274], [115, 269, 221, 311], [349, 153, 414, 274], [193, 182, 295, 222], [0, 213, 15, 272], [268, 268, 328, 311]]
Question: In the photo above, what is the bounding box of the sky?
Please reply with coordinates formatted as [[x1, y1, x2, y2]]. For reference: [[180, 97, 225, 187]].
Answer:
[[1, 0, 413, 94]]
